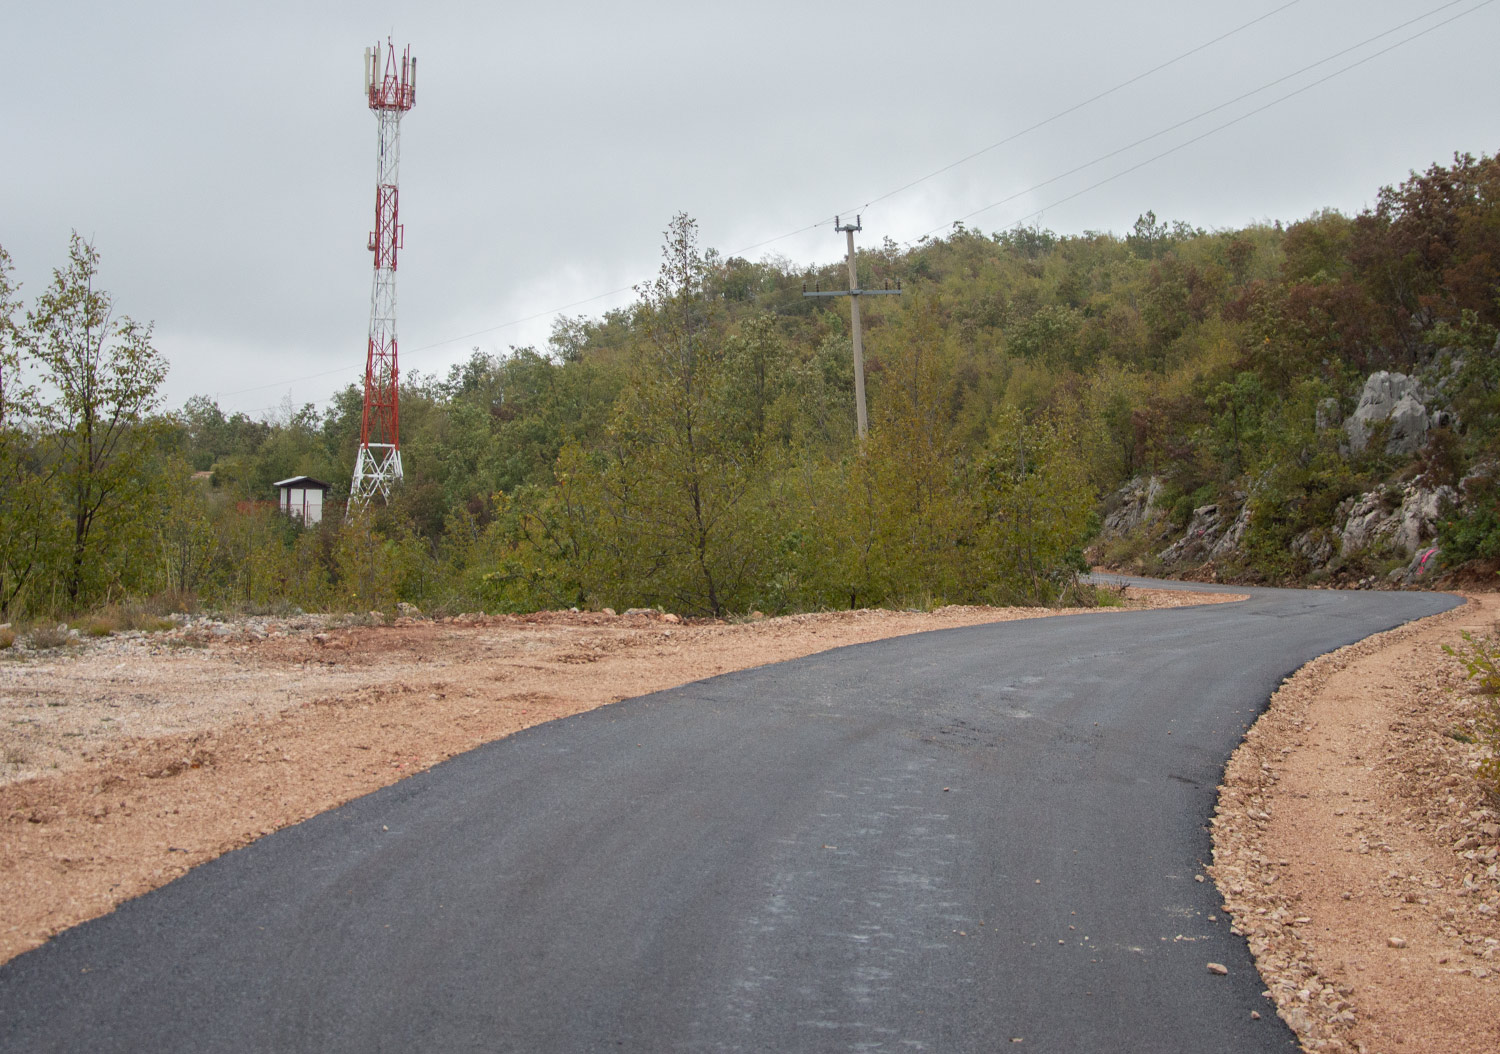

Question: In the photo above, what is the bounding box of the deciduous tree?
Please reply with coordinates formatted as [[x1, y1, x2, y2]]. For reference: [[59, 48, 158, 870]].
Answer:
[[24, 234, 168, 605]]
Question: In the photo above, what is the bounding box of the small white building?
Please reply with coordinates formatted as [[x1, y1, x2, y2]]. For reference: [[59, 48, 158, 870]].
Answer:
[[274, 476, 332, 525]]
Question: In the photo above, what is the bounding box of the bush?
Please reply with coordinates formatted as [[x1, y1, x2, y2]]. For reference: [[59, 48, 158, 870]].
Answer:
[[1439, 507, 1500, 565], [1444, 630, 1500, 794], [28, 624, 72, 649], [87, 602, 176, 634]]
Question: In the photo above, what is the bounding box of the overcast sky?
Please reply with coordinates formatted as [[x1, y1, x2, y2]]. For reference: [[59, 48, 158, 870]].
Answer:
[[6, 0, 1496, 419]]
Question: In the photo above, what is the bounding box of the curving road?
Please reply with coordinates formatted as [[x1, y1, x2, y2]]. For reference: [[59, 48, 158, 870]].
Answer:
[[0, 581, 1458, 1052]]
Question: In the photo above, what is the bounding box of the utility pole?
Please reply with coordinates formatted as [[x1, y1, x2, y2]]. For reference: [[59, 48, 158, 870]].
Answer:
[[803, 216, 901, 439]]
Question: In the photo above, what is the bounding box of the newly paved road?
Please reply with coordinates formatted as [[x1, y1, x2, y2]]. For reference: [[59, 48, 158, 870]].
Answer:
[[0, 582, 1459, 1052]]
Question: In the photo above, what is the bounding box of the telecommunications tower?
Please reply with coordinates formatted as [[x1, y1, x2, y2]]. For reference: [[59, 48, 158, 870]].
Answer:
[[350, 40, 417, 509]]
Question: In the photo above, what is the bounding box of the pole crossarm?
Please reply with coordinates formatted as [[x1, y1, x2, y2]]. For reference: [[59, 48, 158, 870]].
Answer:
[[802, 289, 903, 298]]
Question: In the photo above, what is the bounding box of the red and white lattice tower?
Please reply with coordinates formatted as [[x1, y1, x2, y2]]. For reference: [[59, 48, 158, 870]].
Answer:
[[350, 40, 417, 509]]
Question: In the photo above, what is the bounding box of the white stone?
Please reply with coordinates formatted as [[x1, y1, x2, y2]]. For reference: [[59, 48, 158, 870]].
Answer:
[[1345, 371, 1432, 456]]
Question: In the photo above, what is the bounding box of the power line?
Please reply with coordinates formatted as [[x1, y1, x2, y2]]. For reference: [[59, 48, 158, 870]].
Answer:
[[721, 0, 1307, 258], [922, 0, 1494, 240], [829, 0, 1309, 222]]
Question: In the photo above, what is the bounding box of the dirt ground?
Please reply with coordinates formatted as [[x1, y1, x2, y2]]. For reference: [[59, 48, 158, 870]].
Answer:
[[1212, 592, 1500, 1053], [0, 587, 1231, 966]]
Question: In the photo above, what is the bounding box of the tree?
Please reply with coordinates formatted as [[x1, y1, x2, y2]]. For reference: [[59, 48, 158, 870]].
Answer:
[[1350, 152, 1500, 356], [24, 234, 168, 605], [847, 296, 967, 606], [970, 410, 1094, 604], [155, 459, 219, 599], [0, 244, 63, 616], [564, 215, 771, 615]]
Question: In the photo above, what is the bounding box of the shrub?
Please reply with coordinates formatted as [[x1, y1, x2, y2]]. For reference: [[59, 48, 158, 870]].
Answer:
[[87, 602, 175, 634], [1444, 629, 1500, 793], [1439, 507, 1500, 565], [29, 624, 72, 649]]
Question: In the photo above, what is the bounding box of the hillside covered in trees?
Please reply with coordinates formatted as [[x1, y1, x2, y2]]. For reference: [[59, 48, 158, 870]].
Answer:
[[2, 151, 1497, 622]]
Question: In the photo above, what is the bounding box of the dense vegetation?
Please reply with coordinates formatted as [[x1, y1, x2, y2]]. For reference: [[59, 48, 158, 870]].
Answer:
[[2, 151, 1497, 623]]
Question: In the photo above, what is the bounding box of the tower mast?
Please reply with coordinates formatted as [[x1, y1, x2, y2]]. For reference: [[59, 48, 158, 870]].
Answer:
[[350, 39, 416, 509]]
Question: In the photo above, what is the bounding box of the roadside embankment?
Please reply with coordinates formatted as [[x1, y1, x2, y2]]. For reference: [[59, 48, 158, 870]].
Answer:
[[1212, 593, 1500, 1053]]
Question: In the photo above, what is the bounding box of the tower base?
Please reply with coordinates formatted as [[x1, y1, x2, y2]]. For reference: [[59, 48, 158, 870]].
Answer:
[[349, 443, 404, 510]]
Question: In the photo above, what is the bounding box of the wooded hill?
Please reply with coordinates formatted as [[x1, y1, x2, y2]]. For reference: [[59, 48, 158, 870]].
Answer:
[[2, 151, 1496, 621]]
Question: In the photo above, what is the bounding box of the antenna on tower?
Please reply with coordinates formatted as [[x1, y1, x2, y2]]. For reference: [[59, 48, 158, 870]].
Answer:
[[350, 38, 417, 512]]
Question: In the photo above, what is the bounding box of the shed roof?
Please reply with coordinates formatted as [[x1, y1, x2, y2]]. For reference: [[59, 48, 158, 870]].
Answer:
[[273, 476, 332, 490]]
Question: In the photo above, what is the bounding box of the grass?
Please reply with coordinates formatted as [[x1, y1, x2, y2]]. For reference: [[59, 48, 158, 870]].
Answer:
[[83, 601, 177, 635], [1093, 587, 1127, 608]]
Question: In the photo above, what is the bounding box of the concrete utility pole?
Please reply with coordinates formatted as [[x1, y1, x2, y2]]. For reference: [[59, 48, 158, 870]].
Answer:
[[803, 215, 901, 439]]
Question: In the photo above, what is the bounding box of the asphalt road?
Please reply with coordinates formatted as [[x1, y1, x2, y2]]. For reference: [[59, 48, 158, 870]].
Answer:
[[0, 582, 1460, 1052]]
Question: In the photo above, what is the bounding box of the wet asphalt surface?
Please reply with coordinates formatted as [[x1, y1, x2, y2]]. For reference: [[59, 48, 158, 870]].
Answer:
[[0, 579, 1459, 1052]]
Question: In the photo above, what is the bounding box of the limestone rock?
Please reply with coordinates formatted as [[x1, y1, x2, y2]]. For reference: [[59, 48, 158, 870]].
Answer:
[[1398, 546, 1441, 584], [1100, 476, 1165, 538], [1209, 502, 1252, 561], [1344, 372, 1433, 456], [1159, 503, 1226, 565], [1337, 483, 1455, 559], [1290, 529, 1335, 569]]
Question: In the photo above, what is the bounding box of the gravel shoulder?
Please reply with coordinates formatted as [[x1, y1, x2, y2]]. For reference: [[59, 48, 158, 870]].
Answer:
[[0, 588, 1231, 966], [1212, 591, 1500, 1054]]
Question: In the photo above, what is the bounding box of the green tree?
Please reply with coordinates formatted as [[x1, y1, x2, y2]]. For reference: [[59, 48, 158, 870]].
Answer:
[[847, 297, 967, 605], [970, 410, 1094, 604], [25, 234, 168, 605], [155, 459, 219, 599], [0, 244, 63, 616], [566, 215, 771, 615]]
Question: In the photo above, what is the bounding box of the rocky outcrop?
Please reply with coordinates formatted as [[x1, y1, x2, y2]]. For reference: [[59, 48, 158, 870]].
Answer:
[[1100, 476, 1165, 538], [1336, 483, 1455, 559], [1159, 503, 1229, 565], [1344, 372, 1436, 456], [1393, 546, 1442, 585], [1208, 502, 1251, 561], [1290, 529, 1335, 568]]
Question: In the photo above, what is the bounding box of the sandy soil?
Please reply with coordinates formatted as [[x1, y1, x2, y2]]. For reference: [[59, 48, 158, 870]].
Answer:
[[0, 587, 1234, 966], [1212, 593, 1500, 1054]]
